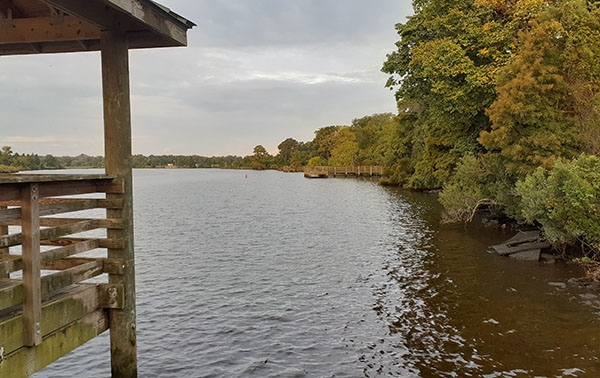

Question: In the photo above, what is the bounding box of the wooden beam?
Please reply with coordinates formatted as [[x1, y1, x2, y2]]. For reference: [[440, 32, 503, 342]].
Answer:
[[40, 0, 188, 46], [0, 178, 122, 202], [105, 0, 188, 45], [0, 198, 123, 223], [0, 284, 101, 356], [21, 183, 42, 346], [0, 260, 103, 311], [102, 29, 138, 377], [0, 16, 99, 44], [0, 219, 101, 249], [39, 0, 122, 29], [0, 309, 108, 378], [0, 239, 99, 275], [41, 237, 124, 249]]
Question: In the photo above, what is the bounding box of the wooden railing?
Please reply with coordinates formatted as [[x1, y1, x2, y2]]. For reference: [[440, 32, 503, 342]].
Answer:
[[0, 174, 125, 377], [304, 166, 384, 178]]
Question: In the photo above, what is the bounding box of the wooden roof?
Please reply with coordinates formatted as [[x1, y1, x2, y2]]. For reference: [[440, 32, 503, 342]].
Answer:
[[0, 0, 195, 55]]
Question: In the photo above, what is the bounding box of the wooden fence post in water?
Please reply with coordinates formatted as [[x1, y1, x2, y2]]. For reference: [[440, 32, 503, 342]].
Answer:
[[101, 29, 138, 378], [21, 183, 42, 346]]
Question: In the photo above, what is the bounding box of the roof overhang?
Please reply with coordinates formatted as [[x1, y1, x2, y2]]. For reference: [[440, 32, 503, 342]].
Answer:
[[0, 0, 195, 56]]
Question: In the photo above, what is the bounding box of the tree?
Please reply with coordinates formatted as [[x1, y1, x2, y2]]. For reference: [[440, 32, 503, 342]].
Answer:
[[381, 0, 546, 188], [251, 145, 270, 170], [312, 126, 341, 160], [277, 138, 299, 164], [0, 146, 13, 165], [479, 1, 597, 175], [329, 128, 358, 166]]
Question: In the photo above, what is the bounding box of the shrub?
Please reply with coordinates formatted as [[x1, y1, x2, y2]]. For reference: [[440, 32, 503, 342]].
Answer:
[[516, 155, 600, 255], [439, 154, 517, 222]]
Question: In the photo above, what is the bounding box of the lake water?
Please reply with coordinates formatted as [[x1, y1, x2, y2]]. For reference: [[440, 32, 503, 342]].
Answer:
[[33, 169, 600, 377]]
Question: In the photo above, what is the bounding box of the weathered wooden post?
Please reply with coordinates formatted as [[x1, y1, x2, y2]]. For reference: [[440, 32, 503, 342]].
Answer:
[[101, 30, 137, 378], [1, 205, 8, 278], [20, 183, 42, 347]]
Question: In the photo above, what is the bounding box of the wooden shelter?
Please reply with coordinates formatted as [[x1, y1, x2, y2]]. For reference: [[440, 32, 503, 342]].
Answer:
[[0, 1, 194, 377]]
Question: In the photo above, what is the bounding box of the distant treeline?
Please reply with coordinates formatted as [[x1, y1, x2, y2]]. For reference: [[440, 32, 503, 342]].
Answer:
[[0, 146, 247, 171]]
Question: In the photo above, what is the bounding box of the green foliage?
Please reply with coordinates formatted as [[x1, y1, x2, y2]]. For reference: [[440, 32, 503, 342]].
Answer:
[[516, 155, 600, 255], [439, 154, 517, 221], [251, 145, 271, 170], [381, 0, 533, 189], [329, 128, 358, 166], [0, 164, 19, 173], [312, 126, 342, 160], [307, 156, 327, 167], [277, 138, 300, 165]]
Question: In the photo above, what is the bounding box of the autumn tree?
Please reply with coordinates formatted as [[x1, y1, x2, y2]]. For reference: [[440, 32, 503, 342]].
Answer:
[[382, 0, 546, 188]]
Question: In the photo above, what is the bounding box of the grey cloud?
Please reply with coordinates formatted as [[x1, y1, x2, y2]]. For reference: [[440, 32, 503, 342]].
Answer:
[[0, 0, 411, 156]]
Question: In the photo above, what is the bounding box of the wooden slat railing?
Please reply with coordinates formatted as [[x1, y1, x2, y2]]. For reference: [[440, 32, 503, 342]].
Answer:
[[304, 166, 384, 178], [0, 174, 125, 369]]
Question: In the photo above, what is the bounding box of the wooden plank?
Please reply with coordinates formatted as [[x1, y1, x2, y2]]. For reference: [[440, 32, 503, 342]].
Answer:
[[106, 0, 188, 45], [2, 218, 124, 229], [39, 0, 190, 45], [0, 219, 101, 249], [0, 174, 115, 184], [0, 284, 101, 356], [0, 198, 124, 223], [39, 218, 122, 229], [42, 257, 124, 275], [41, 237, 124, 249], [0, 16, 100, 44], [0, 309, 108, 378], [0, 260, 103, 311], [506, 231, 541, 247], [0, 240, 99, 275], [0, 184, 21, 202], [39, 178, 124, 197], [493, 241, 552, 256], [102, 29, 138, 376], [21, 183, 42, 346]]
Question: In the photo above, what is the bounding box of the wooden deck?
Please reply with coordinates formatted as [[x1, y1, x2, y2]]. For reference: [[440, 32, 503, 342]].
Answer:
[[304, 166, 384, 178], [0, 174, 126, 378]]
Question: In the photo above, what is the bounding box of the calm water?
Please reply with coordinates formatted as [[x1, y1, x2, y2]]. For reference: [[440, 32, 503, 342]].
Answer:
[[33, 169, 600, 377]]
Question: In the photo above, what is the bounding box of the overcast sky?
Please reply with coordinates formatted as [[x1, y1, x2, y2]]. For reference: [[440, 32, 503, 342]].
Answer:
[[0, 1, 412, 156]]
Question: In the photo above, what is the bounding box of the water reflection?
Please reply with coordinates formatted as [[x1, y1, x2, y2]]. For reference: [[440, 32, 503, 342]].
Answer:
[[33, 170, 599, 378]]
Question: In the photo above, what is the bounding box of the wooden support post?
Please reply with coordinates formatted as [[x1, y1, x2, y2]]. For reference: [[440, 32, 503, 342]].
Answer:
[[21, 183, 42, 346], [1, 206, 8, 278], [101, 29, 137, 378]]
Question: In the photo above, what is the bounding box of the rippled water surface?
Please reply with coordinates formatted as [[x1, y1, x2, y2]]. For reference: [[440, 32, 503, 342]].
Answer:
[[34, 169, 600, 377]]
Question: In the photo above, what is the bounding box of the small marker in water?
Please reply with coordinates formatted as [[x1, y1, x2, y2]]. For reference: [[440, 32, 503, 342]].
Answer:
[[245, 174, 248, 178]]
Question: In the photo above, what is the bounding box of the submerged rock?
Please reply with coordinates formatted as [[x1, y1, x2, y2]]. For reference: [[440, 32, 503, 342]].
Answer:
[[549, 282, 567, 289], [509, 249, 541, 261]]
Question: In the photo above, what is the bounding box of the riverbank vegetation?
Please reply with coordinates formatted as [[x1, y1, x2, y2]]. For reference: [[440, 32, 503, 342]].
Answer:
[[271, 0, 600, 258], [1, 0, 597, 259]]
